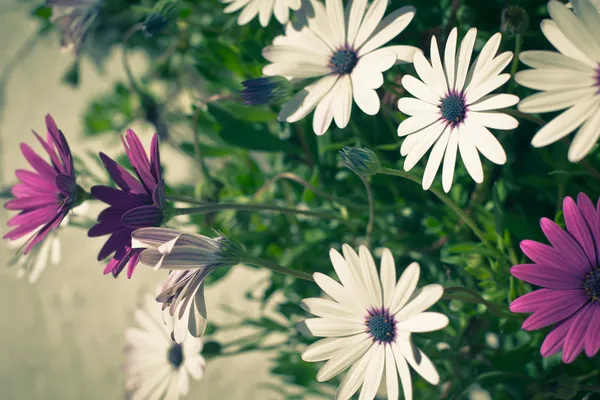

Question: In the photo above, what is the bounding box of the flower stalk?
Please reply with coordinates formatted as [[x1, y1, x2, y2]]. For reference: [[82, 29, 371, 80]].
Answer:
[[244, 255, 314, 282]]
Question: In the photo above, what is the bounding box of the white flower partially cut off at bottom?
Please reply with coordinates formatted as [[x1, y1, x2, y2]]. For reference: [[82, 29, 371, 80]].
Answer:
[[124, 292, 205, 400], [398, 27, 518, 192], [221, 0, 302, 27], [297, 245, 449, 400]]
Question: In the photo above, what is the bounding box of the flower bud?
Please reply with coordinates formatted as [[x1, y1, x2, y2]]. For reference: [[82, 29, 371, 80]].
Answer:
[[240, 76, 292, 106], [142, 0, 179, 37], [339, 147, 380, 177], [501, 6, 529, 36]]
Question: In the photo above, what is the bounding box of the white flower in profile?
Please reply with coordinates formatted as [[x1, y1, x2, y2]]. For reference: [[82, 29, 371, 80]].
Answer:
[[297, 245, 449, 400], [397, 27, 519, 192], [515, 0, 600, 162], [132, 227, 245, 343], [263, 0, 418, 135], [222, 0, 302, 27], [124, 292, 206, 400]]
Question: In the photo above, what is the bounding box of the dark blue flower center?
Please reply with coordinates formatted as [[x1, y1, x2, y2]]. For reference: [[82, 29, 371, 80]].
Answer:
[[584, 269, 600, 302], [329, 48, 358, 75], [167, 343, 184, 368], [441, 93, 467, 125], [365, 308, 396, 343]]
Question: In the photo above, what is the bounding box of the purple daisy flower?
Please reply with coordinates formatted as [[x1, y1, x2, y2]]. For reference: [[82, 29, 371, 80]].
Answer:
[[3, 114, 78, 254], [88, 130, 165, 278], [510, 193, 600, 363]]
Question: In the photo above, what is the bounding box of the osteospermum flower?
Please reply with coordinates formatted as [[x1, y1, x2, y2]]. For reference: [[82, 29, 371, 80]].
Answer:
[[46, 0, 102, 54], [398, 28, 519, 192], [222, 0, 301, 27], [132, 227, 245, 343], [515, 0, 600, 162], [263, 0, 418, 135], [88, 130, 165, 278], [510, 193, 600, 363], [298, 245, 448, 400], [3, 114, 82, 254], [124, 292, 205, 400]]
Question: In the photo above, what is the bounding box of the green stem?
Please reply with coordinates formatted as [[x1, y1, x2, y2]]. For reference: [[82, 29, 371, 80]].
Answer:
[[502, 108, 545, 127], [122, 22, 145, 96], [508, 34, 523, 93], [360, 176, 374, 247], [379, 167, 493, 250], [443, 286, 516, 319], [167, 195, 207, 205], [245, 255, 314, 282], [191, 106, 215, 187]]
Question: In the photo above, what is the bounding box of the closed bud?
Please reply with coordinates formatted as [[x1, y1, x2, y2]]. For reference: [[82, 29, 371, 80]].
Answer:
[[339, 147, 380, 177], [240, 76, 292, 106], [142, 0, 179, 37], [501, 6, 529, 36]]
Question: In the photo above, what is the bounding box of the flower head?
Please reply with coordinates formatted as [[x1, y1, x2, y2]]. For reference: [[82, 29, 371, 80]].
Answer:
[[298, 245, 448, 400], [88, 130, 165, 278], [46, 0, 102, 54], [510, 193, 600, 363], [124, 291, 205, 399], [398, 28, 519, 192], [264, 0, 418, 135], [240, 76, 292, 106], [501, 6, 530, 36], [132, 227, 245, 343], [222, 0, 302, 27], [3, 114, 80, 254], [516, 0, 600, 162], [339, 146, 380, 177]]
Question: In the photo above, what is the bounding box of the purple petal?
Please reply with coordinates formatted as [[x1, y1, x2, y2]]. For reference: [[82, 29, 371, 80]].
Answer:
[[55, 174, 76, 196], [510, 289, 581, 313], [540, 218, 591, 275], [96, 229, 132, 261], [20, 143, 57, 179], [520, 240, 568, 270], [576, 193, 600, 263], [15, 170, 56, 192], [584, 304, 600, 357], [563, 196, 597, 267], [6, 204, 58, 228], [123, 130, 156, 192], [32, 130, 63, 174], [90, 186, 150, 208], [45, 114, 74, 175], [88, 215, 123, 237], [11, 183, 48, 197], [152, 179, 165, 208], [121, 205, 163, 229], [511, 264, 584, 289], [521, 291, 587, 330], [98, 152, 146, 194], [562, 302, 595, 363], [541, 317, 574, 357], [149, 133, 162, 182], [126, 248, 143, 278], [4, 195, 57, 211]]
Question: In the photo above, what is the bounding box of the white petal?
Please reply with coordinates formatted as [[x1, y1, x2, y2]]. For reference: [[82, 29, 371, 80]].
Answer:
[[332, 75, 353, 129], [403, 121, 447, 171], [237, 0, 261, 25], [258, 0, 274, 27], [273, 0, 290, 24], [50, 236, 61, 265], [454, 28, 477, 91], [389, 262, 420, 315], [397, 114, 441, 137], [469, 94, 519, 111], [279, 75, 338, 123], [301, 297, 361, 321], [306, 0, 336, 50], [353, 0, 387, 50], [358, 344, 385, 400], [352, 48, 397, 89], [470, 32, 502, 78], [263, 62, 331, 79], [391, 343, 413, 400], [385, 45, 419, 64], [185, 356, 206, 380], [412, 50, 443, 98], [396, 312, 450, 333], [465, 73, 511, 105], [444, 28, 458, 90], [341, 244, 371, 307], [519, 50, 592, 73], [568, 105, 600, 162], [326, 0, 346, 48], [422, 129, 451, 190], [359, 245, 383, 308], [441, 128, 459, 193], [297, 317, 366, 337], [353, 84, 380, 115], [385, 345, 400, 400], [540, 19, 595, 67], [518, 87, 596, 113], [396, 284, 444, 321], [401, 75, 440, 105], [346, 0, 368, 46], [468, 123, 507, 165], [467, 52, 513, 92], [400, 133, 421, 156], [531, 98, 599, 147], [262, 45, 330, 65], [317, 336, 373, 382], [380, 248, 396, 309], [458, 127, 484, 183], [572, 0, 600, 48], [467, 111, 519, 130], [430, 36, 449, 95], [359, 6, 416, 56], [547, 1, 600, 61], [398, 340, 440, 384], [397, 98, 440, 116], [514, 69, 594, 91], [313, 272, 365, 314], [335, 345, 376, 400], [313, 90, 335, 135], [303, 333, 370, 362]]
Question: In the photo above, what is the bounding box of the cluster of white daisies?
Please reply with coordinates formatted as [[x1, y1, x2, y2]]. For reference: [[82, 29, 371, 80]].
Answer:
[[122, 0, 600, 399]]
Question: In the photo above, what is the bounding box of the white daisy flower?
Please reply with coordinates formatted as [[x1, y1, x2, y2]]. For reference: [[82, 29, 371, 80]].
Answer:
[[515, 0, 600, 162], [397, 28, 519, 192], [124, 292, 206, 400], [222, 0, 302, 27], [263, 0, 418, 135], [297, 245, 449, 400]]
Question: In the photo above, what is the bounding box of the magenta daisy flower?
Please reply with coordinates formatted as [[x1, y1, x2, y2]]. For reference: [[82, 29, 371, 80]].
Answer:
[[88, 130, 165, 278], [3, 114, 79, 254], [510, 193, 600, 363]]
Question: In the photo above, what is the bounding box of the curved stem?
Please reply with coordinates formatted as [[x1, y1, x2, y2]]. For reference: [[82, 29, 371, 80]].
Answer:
[[122, 22, 145, 95], [379, 167, 493, 251], [502, 108, 546, 127], [191, 106, 213, 185], [245, 255, 314, 282], [508, 34, 523, 93], [360, 176, 374, 247], [167, 195, 207, 205], [254, 172, 364, 209]]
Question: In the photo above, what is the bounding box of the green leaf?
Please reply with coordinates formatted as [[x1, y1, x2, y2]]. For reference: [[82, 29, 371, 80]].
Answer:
[[218, 101, 277, 122]]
